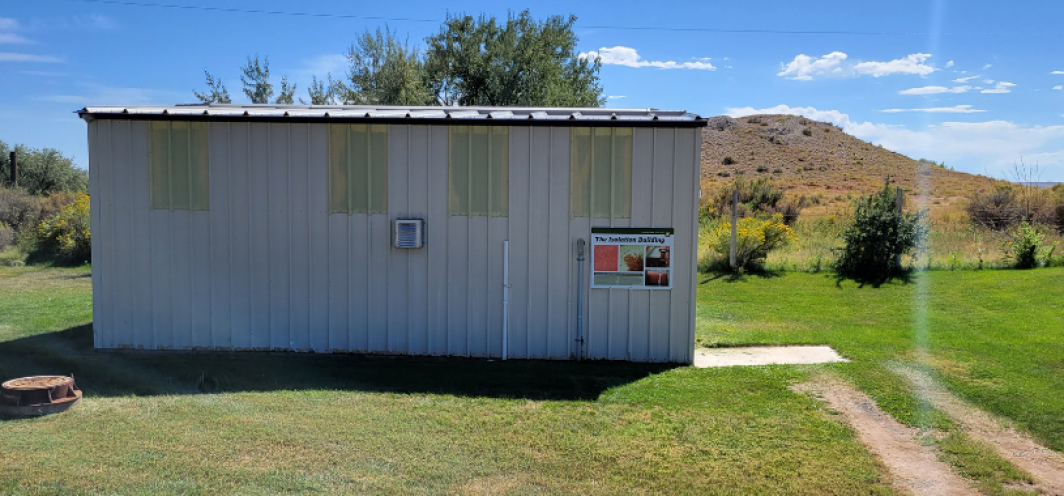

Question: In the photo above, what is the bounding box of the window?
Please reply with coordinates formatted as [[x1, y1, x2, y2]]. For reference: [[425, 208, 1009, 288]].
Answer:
[[149, 121, 210, 211], [329, 124, 389, 214], [449, 126, 508, 217], [570, 127, 632, 219]]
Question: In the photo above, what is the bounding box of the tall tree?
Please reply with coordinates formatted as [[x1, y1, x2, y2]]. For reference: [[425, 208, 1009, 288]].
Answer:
[[241, 55, 274, 104], [338, 27, 435, 106], [276, 76, 296, 104], [302, 75, 338, 105], [193, 70, 232, 104], [424, 11, 604, 107]]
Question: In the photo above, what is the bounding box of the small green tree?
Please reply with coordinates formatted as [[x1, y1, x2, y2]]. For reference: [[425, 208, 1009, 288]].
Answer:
[[836, 177, 927, 281], [302, 75, 338, 105], [1004, 221, 1055, 269], [240, 55, 280, 104], [193, 70, 232, 103], [275, 76, 296, 104]]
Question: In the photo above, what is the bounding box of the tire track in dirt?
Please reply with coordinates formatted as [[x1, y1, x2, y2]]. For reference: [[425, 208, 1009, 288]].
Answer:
[[794, 376, 977, 496], [892, 365, 1064, 495]]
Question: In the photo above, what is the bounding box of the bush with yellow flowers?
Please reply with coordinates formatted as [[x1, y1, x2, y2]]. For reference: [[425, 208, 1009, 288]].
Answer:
[[706, 212, 798, 271], [30, 193, 90, 264]]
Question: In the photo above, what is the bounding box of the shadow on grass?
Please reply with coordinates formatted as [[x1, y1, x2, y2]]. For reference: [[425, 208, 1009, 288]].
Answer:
[[0, 324, 678, 402], [833, 269, 917, 289], [699, 267, 785, 284]]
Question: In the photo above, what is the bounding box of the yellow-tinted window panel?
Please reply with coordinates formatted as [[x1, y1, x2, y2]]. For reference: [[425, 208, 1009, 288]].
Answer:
[[149, 121, 209, 211], [328, 124, 388, 214], [570, 127, 631, 219], [449, 126, 508, 217]]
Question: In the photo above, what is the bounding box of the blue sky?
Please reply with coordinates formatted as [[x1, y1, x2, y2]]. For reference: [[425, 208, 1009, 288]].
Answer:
[[3, 0, 1063, 180]]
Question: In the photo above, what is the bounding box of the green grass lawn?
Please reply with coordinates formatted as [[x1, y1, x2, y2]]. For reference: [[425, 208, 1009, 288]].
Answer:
[[0, 266, 891, 495], [2, 266, 1061, 495], [697, 268, 1064, 453]]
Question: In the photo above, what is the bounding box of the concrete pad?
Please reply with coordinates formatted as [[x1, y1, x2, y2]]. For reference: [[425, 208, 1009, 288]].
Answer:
[[694, 345, 849, 368]]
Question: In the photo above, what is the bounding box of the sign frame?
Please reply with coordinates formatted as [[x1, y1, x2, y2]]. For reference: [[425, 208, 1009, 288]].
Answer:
[[589, 227, 674, 290]]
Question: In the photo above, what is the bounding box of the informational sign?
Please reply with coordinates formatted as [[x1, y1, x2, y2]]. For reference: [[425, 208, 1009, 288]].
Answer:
[[590, 228, 674, 289]]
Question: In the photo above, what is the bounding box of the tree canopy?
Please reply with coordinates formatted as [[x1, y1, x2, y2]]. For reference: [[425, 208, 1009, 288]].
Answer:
[[194, 11, 603, 107], [0, 141, 88, 195], [424, 11, 603, 106]]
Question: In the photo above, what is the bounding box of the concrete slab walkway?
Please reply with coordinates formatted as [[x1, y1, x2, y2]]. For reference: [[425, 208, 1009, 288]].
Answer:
[[694, 345, 849, 368]]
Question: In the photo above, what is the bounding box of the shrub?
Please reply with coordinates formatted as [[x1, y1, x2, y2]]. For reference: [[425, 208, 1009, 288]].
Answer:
[[0, 222, 13, 250], [28, 193, 91, 265], [967, 184, 1057, 231], [722, 156, 736, 165], [706, 213, 798, 271], [836, 177, 927, 281], [1003, 221, 1056, 269], [0, 188, 76, 232], [802, 128, 813, 137]]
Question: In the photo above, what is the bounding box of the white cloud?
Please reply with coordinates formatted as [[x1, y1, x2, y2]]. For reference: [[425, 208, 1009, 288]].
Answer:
[[854, 53, 936, 77], [881, 105, 985, 113], [1053, 85, 1063, 91], [0, 17, 30, 44], [953, 75, 979, 83], [297, 53, 347, 79], [38, 84, 185, 106], [981, 81, 1015, 94], [579, 46, 716, 70], [983, 79, 995, 84], [0, 33, 30, 44], [898, 85, 972, 95], [20, 70, 66, 77], [722, 104, 1064, 179], [1053, 71, 1064, 75], [606, 95, 626, 100], [777, 51, 848, 80], [945, 60, 954, 68], [0, 52, 62, 63], [983, 63, 993, 69], [725, 104, 852, 127], [777, 51, 936, 80]]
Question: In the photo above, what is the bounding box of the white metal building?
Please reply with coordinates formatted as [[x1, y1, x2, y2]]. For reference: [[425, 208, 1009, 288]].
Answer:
[[79, 104, 706, 363]]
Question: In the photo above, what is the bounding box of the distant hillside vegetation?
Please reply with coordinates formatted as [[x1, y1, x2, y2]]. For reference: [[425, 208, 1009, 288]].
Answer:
[[700, 114, 1006, 219]]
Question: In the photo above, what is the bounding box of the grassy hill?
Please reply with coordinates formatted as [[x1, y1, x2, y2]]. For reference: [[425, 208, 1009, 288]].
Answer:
[[699, 114, 1006, 221]]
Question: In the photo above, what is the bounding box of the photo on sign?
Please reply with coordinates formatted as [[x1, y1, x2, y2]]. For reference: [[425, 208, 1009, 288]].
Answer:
[[593, 273, 644, 287], [618, 245, 644, 272], [645, 246, 670, 268], [645, 270, 669, 287], [594, 245, 618, 272]]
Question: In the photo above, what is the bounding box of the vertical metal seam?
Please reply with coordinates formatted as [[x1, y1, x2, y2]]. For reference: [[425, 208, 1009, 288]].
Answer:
[[227, 122, 233, 349], [287, 122, 293, 350], [461, 126, 470, 355], [546, 128, 553, 357], [266, 124, 272, 348], [689, 129, 700, 364], [246, 123, 253, 349], [305, 124, 311, 351], [525, 126, 532, 357], [648, 128, 656, 358], [669, 129, 676, 361]]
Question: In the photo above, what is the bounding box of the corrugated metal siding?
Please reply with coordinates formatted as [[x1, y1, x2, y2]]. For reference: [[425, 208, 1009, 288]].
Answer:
[[91, 121, 699, 362]]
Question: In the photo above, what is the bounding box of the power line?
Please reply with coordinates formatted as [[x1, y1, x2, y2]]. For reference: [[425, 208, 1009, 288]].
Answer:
[[58, 0, 1056, 36]]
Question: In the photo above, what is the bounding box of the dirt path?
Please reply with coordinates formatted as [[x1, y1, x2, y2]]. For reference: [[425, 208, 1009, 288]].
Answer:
[[893, 365, 1064, 495], [794, 376, 977, 496]]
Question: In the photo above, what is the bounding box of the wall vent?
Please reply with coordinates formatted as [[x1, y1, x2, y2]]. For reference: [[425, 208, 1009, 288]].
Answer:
[[393, 219, 425, 249]]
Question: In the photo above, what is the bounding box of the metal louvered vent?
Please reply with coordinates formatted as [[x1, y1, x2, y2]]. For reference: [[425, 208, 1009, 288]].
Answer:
[[393, 219, 425, 249]]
